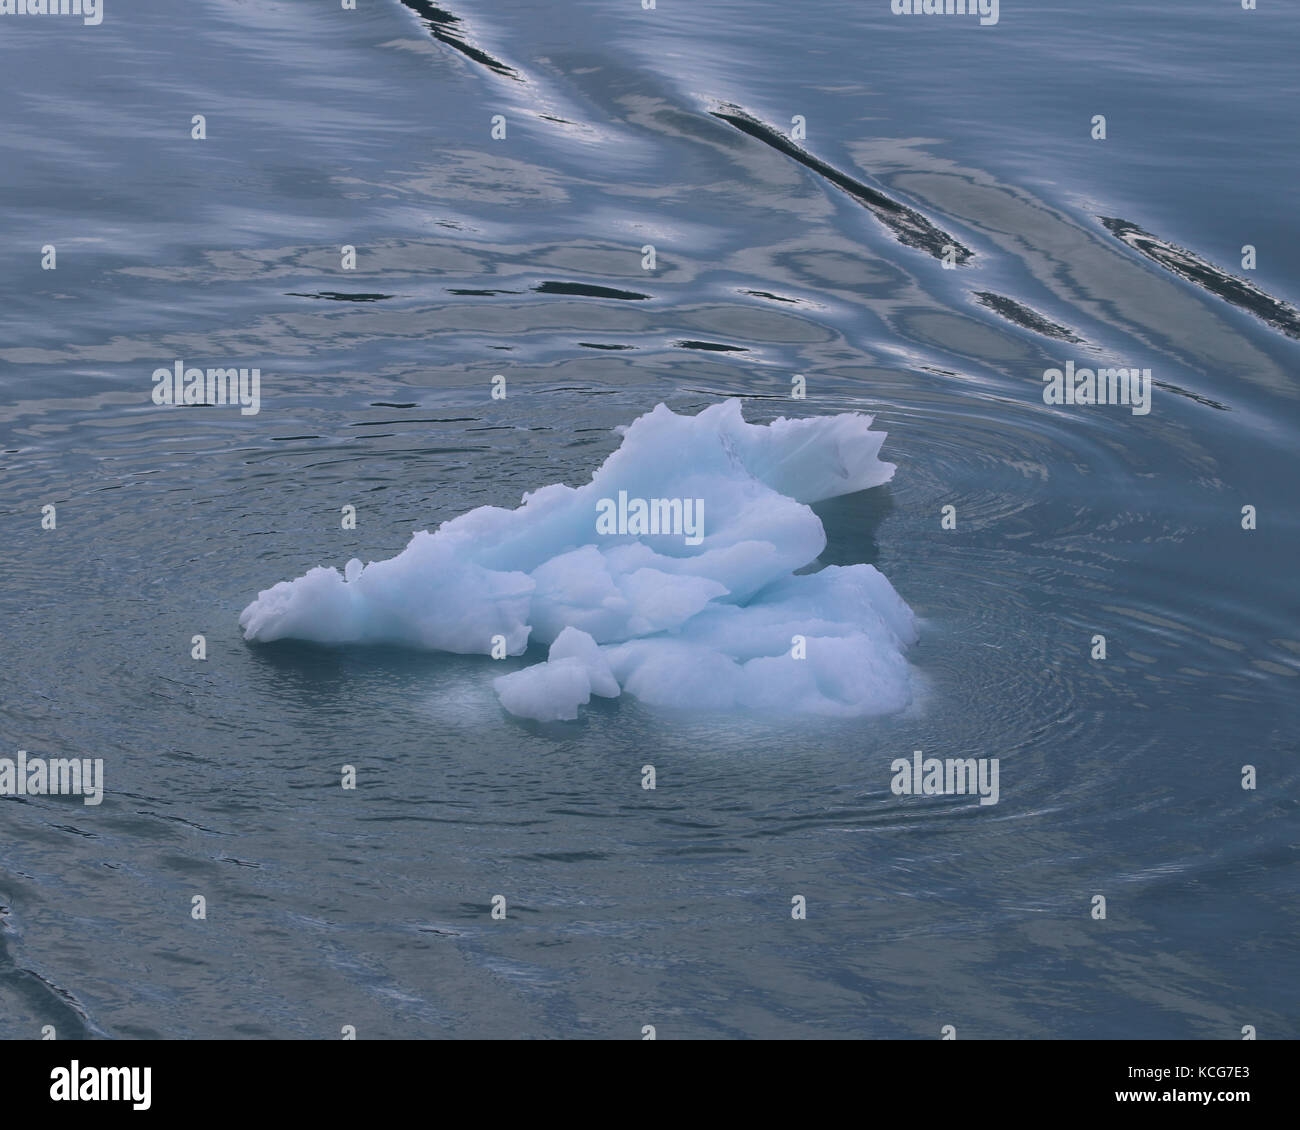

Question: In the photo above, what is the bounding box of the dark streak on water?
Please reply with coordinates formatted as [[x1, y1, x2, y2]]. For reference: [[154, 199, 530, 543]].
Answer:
[[1100, 216, 1300, 341], [397, 0, 522, 82], [711, 103, 975, 264], [532, 281, 652, 301], [675, 340, 748, 353], [974, 292, 1085, 344], [288, 292, 396, 303]]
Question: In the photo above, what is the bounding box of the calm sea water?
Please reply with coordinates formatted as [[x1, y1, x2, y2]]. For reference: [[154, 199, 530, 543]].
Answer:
[[1, 0, 1297, 1039]]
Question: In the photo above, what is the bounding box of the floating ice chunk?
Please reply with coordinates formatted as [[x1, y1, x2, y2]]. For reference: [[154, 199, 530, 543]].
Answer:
[[239, 399, 915, 719], [546, 626, 620, 698], [603, 565, 916, 716], [492, 627, 620, 722], [493, 657, 594, 723], [238, 538, 535, 654]]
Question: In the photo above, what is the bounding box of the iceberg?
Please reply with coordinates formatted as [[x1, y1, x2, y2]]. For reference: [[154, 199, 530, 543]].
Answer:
[[239, 400, 917, 720]]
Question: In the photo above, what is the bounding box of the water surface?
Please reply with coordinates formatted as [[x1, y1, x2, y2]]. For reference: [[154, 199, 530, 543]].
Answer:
[[1, 0, 1297, 1039]]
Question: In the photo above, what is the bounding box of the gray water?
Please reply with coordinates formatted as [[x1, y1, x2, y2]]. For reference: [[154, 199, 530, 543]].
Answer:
[[1, 0, 1298, 1039]]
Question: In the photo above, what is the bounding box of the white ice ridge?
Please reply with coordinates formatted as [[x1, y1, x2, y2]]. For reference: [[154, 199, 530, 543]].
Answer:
[[239, 400, 917, 720]]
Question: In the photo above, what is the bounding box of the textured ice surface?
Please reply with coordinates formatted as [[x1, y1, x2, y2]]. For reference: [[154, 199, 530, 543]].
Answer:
[[239, 400, 917, 720]]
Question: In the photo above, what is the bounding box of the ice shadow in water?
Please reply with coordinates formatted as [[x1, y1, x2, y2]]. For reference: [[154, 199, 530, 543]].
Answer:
[[808, 483, 894, 572]]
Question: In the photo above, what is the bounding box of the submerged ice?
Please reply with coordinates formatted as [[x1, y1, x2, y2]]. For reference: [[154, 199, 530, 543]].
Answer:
[[239, 400, 917, 720]]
